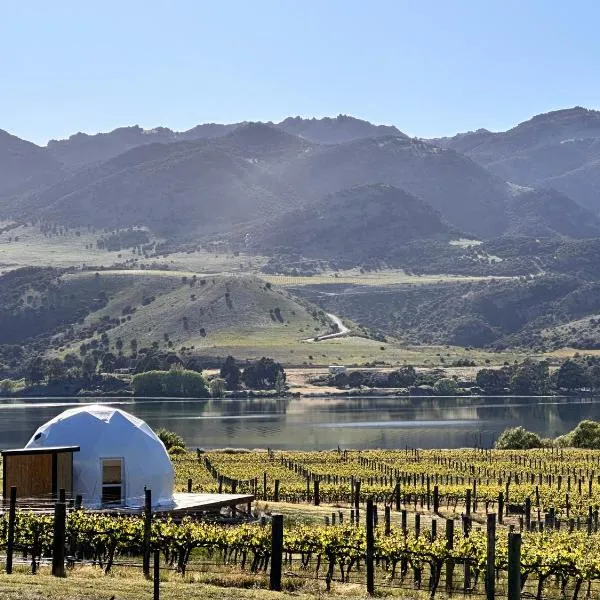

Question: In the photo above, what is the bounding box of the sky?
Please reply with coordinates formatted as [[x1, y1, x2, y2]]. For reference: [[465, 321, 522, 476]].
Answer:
[[2, 0, 600, 145]]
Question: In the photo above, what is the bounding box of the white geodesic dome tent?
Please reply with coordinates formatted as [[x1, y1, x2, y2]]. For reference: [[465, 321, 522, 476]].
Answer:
[[25, 404, 174, 508]]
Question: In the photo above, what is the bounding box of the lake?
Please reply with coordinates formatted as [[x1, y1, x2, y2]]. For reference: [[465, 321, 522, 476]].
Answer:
[[0, 395, 599, 450]]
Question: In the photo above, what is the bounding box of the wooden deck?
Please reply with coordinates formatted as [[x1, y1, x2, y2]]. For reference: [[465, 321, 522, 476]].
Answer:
[[0, 493, 255, 515], [167, 492, 254, 513]]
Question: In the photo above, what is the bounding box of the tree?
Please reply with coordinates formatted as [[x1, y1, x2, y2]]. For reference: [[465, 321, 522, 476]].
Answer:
[[209, 377, 227, 398], [587, 363, 600, 394], [220, 355, 241, 389], [45, 358, 67, 383], [132, 369, 209, 397], [387, 366, 417, 387], [556, 420, 600, 449], [475, 368, 509, 395], [495, 426, 543, 449], [242, 358, 286, 390], [348, 371, 365, 388], [24, 355, 45, 385], [274, 371, 286, 395], [155, 428, 185, 451], [509, 360, 551, 395], [433, 377, 458, 395], [556, 359, 588, 391], [82, 355, 98, 381], [99, 352, 117, 373]]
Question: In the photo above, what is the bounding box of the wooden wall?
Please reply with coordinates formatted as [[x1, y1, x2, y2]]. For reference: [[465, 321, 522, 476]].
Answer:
[[56, 452, 73, 496], [5, 453, 53, 498]]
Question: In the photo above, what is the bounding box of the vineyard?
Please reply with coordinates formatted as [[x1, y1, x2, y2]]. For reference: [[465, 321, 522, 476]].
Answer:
[[4, 448, 600, 599]]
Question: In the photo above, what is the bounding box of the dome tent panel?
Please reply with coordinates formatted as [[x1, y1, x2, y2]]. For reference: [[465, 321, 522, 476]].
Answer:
[[25, 405, 174, 508]]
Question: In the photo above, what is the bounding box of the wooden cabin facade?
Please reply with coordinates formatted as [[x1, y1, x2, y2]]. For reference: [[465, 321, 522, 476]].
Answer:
[[1, 446, 79, 500]]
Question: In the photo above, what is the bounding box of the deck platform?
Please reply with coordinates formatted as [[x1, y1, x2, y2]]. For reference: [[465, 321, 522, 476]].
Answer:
[[0, 493, 255, 515]]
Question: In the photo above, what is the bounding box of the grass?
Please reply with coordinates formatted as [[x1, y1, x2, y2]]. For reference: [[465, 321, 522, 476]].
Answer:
[[261, 268, 512, 288], [0, 223, 267, 275], [0, 565, 406, 599]]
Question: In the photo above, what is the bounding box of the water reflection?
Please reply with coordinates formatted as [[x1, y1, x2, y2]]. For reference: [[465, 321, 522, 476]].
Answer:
[[0, 396, 599, 450]]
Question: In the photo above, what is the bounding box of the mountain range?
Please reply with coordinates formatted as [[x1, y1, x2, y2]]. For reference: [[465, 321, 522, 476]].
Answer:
[[2, 108, 600, 256]]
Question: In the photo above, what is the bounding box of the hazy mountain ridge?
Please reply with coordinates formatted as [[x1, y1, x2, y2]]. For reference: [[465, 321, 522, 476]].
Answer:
[[43, 115, 403, 170], [2, 110, 600, 245], [249, 183, 461, 263], [432, 107, 600, 211], [0, 129, 64, 198]]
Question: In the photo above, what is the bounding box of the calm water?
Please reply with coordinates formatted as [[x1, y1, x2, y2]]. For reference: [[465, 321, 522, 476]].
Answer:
[[1, 395, 600, 450]]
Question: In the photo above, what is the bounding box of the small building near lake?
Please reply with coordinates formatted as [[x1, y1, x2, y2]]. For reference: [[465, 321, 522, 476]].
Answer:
[[21, 404, 174, 508]]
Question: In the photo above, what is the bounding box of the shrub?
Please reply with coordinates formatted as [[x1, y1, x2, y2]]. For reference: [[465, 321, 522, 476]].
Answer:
[[168, 445, 187, 455], [433, 377, 458, 395], [132, 369, 209, 397], [156, 428, 185, 451], [495, 426, 543, 449], [209, 377, 227, 398], [556, 420, 600, 449]]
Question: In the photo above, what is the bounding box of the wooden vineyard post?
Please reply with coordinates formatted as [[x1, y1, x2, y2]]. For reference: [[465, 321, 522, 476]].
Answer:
[[153, 548, 160, 600], [486, 513, 496, 600], [433, 485, 440, 513], [314, 479, 320, 506], [385, 505, 391, 535], [263, 472, 268, 500], [6, 486, 16, 574], [366, 498, 375, 596], [354, 480, 361, 509], [508, 532, 521, 600], [525, 497, 531, 531], [270, 514, 283, 591], [143, 489, 152, 578], [445, 518, 454, 593], [52, 500, 66, 577], [187, 478, 192, 493], [466, 489, 471, 515], [395, 481, 401, 511], [274, 479, 280, 502]]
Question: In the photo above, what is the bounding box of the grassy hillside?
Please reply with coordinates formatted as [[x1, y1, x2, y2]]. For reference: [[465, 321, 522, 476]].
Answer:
[[53, 272, 336, 356]]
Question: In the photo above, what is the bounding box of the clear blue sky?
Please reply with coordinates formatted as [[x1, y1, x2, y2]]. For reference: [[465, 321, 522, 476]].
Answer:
[[2, 0, 599, 145]]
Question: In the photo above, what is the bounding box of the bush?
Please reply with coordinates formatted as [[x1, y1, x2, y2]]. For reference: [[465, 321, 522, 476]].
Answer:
[[495, 426, 543, 449], [132, 369, 209, 397], [155, 428, 185, 451], [168, 445, 187, 455], [209, 377, 227, 398], [433, 377, 458, 395], [556, 420, 600, 449]]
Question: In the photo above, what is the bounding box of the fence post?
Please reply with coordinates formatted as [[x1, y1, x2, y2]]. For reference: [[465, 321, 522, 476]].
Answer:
[[6, 486, 16, 574], [366, 498, 375, 596], [384, 505, 391, 535], [52, 501, 66, 577], [507, 532, 521, 600], [143, 489, 152, 578], [394, 481, 401, 511], [269, 514, 283, 591], [445, 518, 454, 592], [466, 489, 471, 516], [187, 478, 192, 493], [314, 479, 320, 506], [525, 497, 531, 531], [498, 492, 504, 524], [264, 472, 268, 500], [274, 479, 280, 502], [486, 513, 496, 600], [153, 548, 160, 600], [433, 485, 440, 513], [354, 480, 361, 509]]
